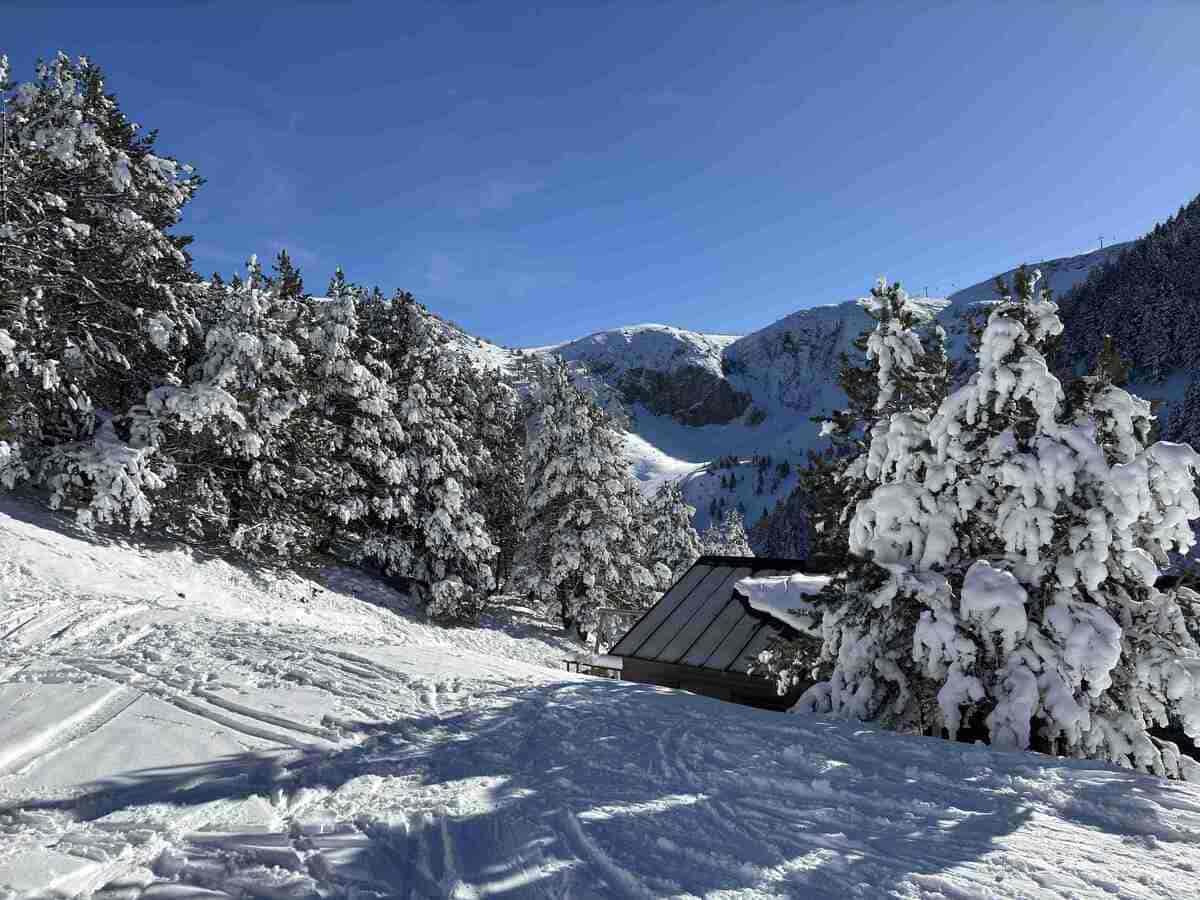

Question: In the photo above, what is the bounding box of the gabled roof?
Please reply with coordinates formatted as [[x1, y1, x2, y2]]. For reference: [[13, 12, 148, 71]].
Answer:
[[608, 556, 812, 674]]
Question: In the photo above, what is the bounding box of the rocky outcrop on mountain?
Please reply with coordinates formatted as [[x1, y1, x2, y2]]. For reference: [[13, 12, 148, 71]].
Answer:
[[617, 364, 752, 425], [722, 304, 868, 413], [547, 324, 747, 426]]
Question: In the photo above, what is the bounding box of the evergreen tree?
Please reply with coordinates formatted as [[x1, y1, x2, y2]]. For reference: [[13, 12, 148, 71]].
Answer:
[[457, 362, 525, 591], [1169, 378, 1200, 449], [518, 363, 656, 639], [797, 269, 1200, 779], [797, 280, 948, 570], [700, 507, 754, 557], [0, 53, 201, 523], [294, 269, 389, 551], [136, 256, 310, 553], [644, 480, 702, 582], [351, 287, 497, 620], [271, 249, 304, 301], [781, 280, 951, 731], [749, 482, 808, 560], [793, 448, 843, 563], [1094, 334, 1129, 387]]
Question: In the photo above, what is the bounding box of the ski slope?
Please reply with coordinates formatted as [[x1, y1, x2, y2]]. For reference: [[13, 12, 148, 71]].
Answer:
[[4, 498, 1200, 898]]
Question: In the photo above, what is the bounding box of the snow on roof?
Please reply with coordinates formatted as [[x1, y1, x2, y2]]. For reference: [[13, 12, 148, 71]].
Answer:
[[735, 572, 830, 635]]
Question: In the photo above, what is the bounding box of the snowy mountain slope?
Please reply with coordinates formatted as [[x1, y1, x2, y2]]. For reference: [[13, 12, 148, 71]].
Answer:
[[5, 501, 1200, 898], [721, 243, 1129, 431], [637, 246, 1132, 527], [417, 312, 524, 375], [424, 246, 1133, 531]]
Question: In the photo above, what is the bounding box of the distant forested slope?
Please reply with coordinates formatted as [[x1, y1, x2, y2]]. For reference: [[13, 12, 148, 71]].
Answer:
[[1059, 193, 1200, 380]]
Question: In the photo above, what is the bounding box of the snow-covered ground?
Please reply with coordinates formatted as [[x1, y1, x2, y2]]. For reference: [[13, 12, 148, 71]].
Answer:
[[5, 497, 1200, 898], [621, 432, 706, 497]]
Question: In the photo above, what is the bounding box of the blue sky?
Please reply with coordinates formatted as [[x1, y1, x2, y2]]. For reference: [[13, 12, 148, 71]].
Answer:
[[5, 2, 1199, 346]]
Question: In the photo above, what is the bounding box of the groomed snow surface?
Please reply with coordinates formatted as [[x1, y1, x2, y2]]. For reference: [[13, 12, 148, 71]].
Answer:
[[4, 500, 1200, 898]]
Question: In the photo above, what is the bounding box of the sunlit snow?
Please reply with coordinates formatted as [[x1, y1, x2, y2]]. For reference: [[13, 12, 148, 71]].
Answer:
[[4, 498, 1200, 898]]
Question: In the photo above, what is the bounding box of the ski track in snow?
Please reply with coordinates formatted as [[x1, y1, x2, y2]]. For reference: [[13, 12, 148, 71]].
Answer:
[[5, 500, 1200, 898]]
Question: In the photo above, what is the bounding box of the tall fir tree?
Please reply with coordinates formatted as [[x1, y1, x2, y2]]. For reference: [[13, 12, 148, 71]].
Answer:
[[270, 249, 305, 301], [134, 256, 310, 553], [518, 363, 657, 638], [772, 281, 951, 729], [458, 364, 525, 590], [350, 286, 497, 619], [0, 53, 202, 523], [644, 480, 702, 582]]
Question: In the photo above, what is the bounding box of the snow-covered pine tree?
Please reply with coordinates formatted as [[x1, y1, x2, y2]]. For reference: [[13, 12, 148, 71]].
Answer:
[[456, 361, 525, 590], [518, 363, 657, 639], [293, 269, 404, 555], [764, 281, 951, 725], [644, 479, 702, 583], [354, 288, 496, 620], [700, 507, 754, 557], [808, 267, 1200, 779], [798, 280, 947, 569], [133, 256, 310, 554], [1051, 333, 1200, 775], [271, 249, 304, 302], [1, 53, 202, 524]]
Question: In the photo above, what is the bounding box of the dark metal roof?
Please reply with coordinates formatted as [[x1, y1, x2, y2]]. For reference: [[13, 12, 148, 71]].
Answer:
[[608, 556, 812, 673]]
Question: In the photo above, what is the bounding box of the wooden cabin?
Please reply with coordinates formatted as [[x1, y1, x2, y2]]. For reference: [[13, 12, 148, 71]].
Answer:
[[606, 555, 820, 711]]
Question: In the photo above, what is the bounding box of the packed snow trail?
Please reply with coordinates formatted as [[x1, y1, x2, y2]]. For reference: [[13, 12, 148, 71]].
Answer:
[[4, 501, 1200, 897]]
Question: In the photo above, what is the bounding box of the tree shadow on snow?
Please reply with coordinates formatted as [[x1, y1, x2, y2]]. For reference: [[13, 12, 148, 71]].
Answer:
[[8, 679, 1200, 898]]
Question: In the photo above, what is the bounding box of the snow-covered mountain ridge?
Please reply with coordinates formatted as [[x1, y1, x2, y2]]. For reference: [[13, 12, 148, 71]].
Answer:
[[551, 325, 750, 427], [5, 497, 1200, 898], [433, 244, 1133, 529]]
